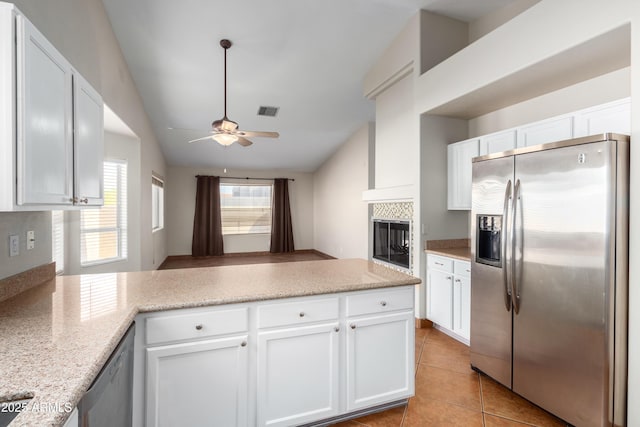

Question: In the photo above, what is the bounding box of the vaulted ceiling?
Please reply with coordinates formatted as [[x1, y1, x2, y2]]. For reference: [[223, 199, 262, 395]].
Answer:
[[102, 0, 516, 172]]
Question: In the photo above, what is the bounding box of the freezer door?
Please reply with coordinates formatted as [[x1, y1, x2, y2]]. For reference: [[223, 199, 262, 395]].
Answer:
[[512, 140, 616, 427], [470, 155, 514, 389]]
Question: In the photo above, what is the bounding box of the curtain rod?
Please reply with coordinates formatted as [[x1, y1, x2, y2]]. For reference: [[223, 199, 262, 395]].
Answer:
[[195, 175, 295, 182]]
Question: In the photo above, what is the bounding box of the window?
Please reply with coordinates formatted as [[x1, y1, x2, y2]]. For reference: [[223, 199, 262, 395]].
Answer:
[[52, 211, 64, 274], [220, 183, 272, 234], [152, 175, 164, 232], [80, 160, 127, 265]]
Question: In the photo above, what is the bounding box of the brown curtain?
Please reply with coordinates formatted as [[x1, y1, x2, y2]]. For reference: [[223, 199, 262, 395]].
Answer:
[[270, 178, 295, 253], [192, 176, 224, 256]]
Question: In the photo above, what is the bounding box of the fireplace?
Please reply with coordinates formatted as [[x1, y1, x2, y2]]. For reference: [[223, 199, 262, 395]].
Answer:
[[372, 218, 411, 270]]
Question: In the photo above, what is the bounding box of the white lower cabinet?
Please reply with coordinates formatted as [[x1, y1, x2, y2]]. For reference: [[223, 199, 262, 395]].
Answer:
[[257, 323, 340, 426], [135, 286, 415, 427], [146, 336, 249, 427], [346, 311, 414, 411], [427, 255, 470, 344], [427, 269, 453, 330]]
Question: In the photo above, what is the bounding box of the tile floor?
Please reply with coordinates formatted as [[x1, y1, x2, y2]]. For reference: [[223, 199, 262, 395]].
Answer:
[[334, 327, 568, 427]]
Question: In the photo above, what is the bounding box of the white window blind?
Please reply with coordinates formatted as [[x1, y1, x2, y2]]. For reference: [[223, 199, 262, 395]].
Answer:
[[152, 175, 164, 231], [52, 211, 64, 274], [220, 183, 272, 235], [81, 160, 127, 265]]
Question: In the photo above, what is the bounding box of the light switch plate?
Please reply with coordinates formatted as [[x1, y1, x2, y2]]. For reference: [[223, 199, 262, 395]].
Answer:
[[27, 230, 34, 250], [9, 235, 19, 257]]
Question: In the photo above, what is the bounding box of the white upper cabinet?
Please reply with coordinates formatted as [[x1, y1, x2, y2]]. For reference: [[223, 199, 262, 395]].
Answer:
[[479, 130, 516, 156], [574, 98, 631, 137], [517, 115, 574, 148], [447, 98, 630, 211], [447, 138, 479, 210], [17, 14, 74, 206], [0, 3, 103, 211], [73, 71, 104, 206]]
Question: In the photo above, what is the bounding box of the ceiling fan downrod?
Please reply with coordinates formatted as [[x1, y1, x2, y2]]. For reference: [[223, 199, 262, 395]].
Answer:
[[220, 39, 231, 120]]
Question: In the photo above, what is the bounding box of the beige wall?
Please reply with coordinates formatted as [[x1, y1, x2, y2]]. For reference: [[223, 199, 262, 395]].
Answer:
[[313, 124, 373, 259], [0, 0, 167, 278], [374, 74, 417, 189], [469, 68, 630, 136], [0, 211, 51, 279], [166, 167, 314, 255], [65, 131, 142, 275]]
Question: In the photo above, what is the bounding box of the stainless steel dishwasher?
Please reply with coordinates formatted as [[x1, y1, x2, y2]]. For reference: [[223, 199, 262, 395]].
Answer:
[[78, 324, 135, 427]]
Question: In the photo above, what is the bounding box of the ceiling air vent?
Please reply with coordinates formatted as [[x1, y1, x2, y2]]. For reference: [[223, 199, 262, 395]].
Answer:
[[257, 106, 279, 117]]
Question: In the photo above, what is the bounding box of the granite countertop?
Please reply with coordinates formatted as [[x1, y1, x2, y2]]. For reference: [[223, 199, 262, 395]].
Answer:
[[424, 238, 471, 262], [0, 259, 420, 426], [425, 247, 471, 261]]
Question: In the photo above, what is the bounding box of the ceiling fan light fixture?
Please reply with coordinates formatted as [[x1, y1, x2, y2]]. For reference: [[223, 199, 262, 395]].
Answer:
[[213, 133, 238, 146]]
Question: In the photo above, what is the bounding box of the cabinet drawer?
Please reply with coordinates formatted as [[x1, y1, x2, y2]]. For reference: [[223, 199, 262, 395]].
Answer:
[[454, 260, 471, 278], [258, 297, 339, 329], [427, 255, 453, 273], [346, 287, 413, 317], [146, 307, 248, 345]]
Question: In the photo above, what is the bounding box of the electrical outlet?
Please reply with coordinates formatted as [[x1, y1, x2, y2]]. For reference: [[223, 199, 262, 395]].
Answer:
[[27, 230, 35, 250], [9, 235, 19, 257]]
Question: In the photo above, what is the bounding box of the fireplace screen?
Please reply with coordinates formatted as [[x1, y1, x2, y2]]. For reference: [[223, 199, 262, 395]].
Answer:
[[372, 219, 410, 269]]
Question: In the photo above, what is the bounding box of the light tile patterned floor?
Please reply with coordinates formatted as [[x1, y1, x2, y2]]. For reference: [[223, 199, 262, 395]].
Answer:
[[333, 327, 568, 427]]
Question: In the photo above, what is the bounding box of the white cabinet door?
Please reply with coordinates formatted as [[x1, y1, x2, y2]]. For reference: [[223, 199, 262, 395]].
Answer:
[[447, 138, 479, 210], [346, 311, 414, 411], [453, 275, 471, 341], [427, 269, 453, 329], [73, 72, 103, 206], [16, 15, 73, 206], [574, 98, 631, 137], [146, 335, 249, 427], [257, 323, 340, 427], [517, 116, 573, 148], [479, 130, 516, 156]]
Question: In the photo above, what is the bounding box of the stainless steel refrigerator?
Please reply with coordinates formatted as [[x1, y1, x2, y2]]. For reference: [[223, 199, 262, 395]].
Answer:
[[470, 133, 629, 427]]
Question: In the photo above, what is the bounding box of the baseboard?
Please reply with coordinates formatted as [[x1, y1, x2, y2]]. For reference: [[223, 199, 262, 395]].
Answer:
[[309, 249, 336, 259], [415, 318, 433, 329]]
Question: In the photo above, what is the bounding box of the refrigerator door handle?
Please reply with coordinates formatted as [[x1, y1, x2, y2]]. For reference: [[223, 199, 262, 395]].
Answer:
[[511, 179, 522, 314], [501, 179, 513, 312]]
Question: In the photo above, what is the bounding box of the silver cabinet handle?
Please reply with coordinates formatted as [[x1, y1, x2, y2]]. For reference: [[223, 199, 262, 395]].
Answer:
[[299, 312, 305, 317], [511, 179, 522, 314], [241, 341, 247, 347], [79, 198, 88, 204], [334, 327, 340, 332], [195, 324, 203, 330], [446, 276, 453, 280], [380, 301, 387, 307], [350, 324, 356, 329], [435, 262, 444, 266], [455, 278, 461, 283], [501, 179, 513, 312]]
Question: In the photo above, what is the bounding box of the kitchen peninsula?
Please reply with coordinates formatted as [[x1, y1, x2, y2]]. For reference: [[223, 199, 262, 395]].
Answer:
[[0, 259, 420, 426]]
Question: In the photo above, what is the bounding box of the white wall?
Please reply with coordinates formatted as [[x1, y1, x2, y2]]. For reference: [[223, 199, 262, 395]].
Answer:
[[65, 131, 142, 275], [468, 0, 541, 43], [9, 0, 167, 272], [167, 167, 314, 256], [313, 124, 373, 259]]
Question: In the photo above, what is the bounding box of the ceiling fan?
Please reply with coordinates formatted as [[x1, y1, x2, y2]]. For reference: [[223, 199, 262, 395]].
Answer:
[[187, 39, 279, 147]]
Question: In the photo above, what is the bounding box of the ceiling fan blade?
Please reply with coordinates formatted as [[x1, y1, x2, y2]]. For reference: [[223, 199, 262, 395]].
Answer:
[[188, 135, 213, 143], [236, 130, 279, 138], [236, 137, 253, 147]]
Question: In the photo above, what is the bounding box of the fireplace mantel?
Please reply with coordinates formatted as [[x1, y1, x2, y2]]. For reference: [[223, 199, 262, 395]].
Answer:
[[361, 184, 415, 203]]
